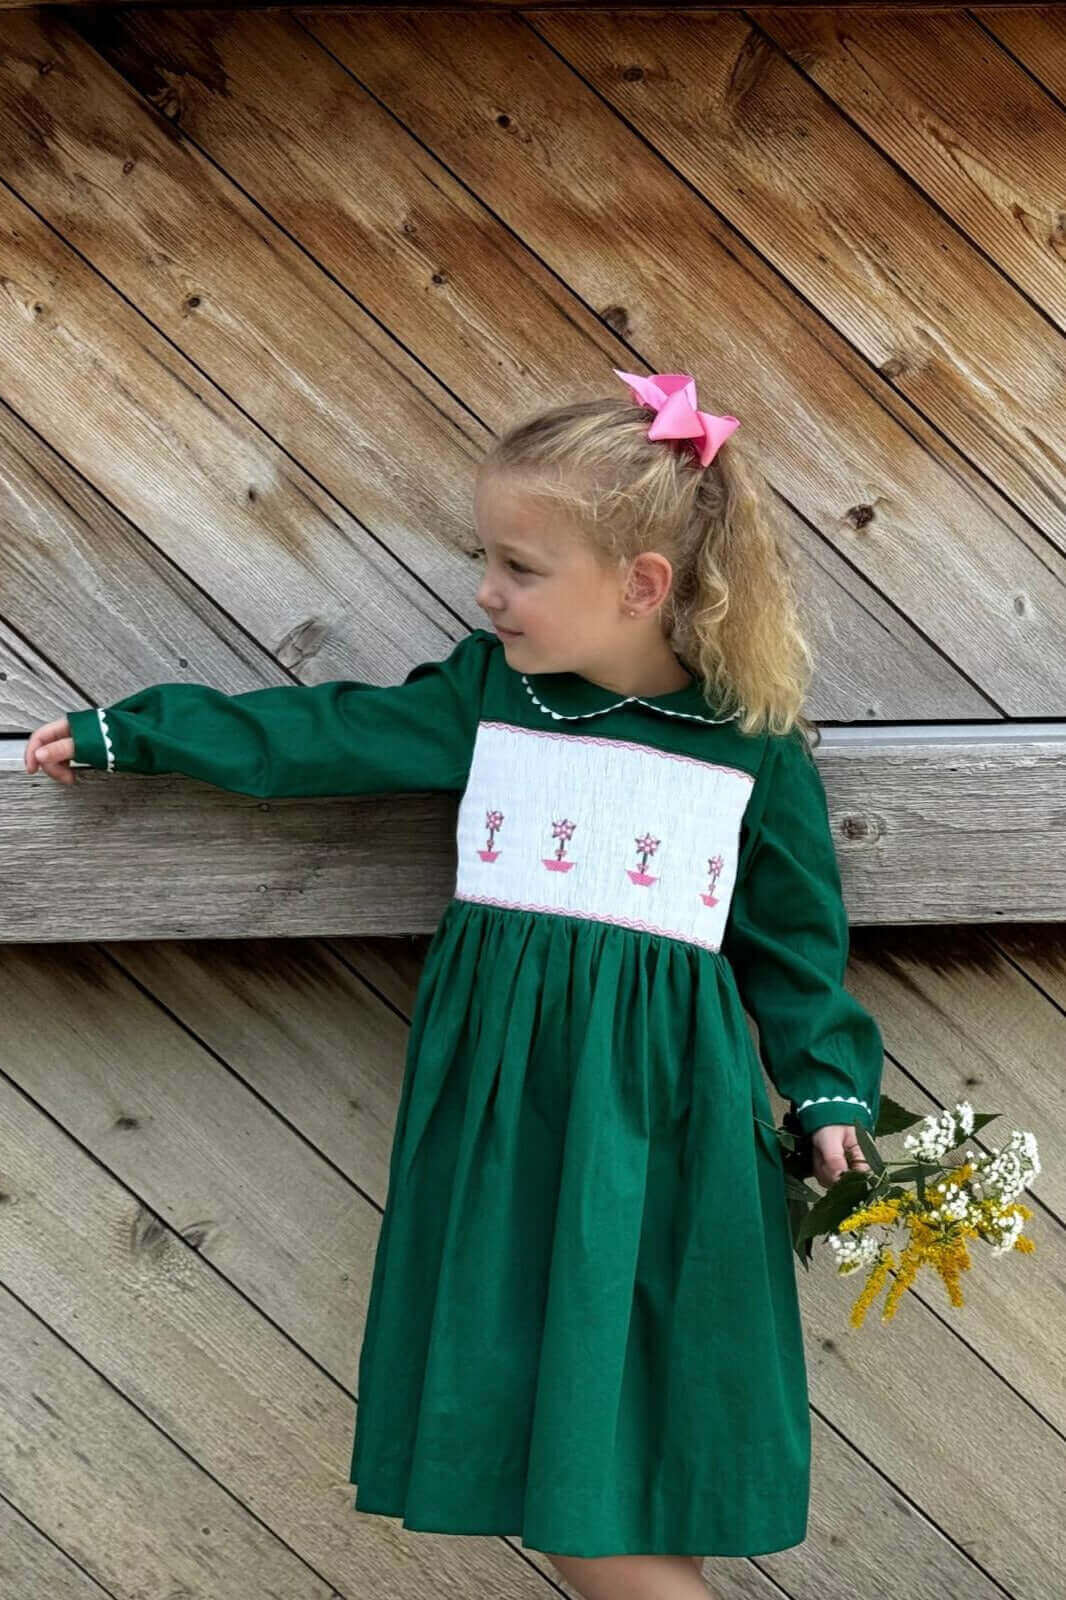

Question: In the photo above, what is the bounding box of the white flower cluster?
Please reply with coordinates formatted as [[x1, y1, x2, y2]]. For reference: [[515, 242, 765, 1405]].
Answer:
[[903, 1100, 976, 1161], [826, 1104, 1041, 1273], [962, 1129, 1041, 1254], [827, 1228, 883, 1274], [906, 1102, 1040, 1217]]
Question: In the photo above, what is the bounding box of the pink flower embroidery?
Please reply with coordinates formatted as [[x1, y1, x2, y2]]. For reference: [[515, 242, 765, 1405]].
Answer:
[[701, 852, 725, 908], [627, 831, 661, 887], [479, 807, 505, 862], [543, 817, 577, 873]]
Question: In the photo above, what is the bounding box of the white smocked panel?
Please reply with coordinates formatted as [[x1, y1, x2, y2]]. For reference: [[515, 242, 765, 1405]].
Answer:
[[454, 721, 755, 951]]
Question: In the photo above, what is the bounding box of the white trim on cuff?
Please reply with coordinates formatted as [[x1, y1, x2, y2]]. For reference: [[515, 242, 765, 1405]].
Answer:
[[97, 707, 115, 772], [796, 1094, 872, 1115]]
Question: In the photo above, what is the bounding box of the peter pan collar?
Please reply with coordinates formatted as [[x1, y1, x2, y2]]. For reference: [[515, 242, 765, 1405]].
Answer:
[[519, 657, 741, 725]]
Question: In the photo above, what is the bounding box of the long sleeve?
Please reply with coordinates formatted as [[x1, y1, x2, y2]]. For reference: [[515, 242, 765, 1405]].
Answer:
[[66, 629, 494, 800], [722, 725, 884, 1138]]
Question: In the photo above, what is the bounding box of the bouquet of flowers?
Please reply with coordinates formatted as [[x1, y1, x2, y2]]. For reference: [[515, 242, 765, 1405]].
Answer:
[[758, 1095, 1040, 1327]]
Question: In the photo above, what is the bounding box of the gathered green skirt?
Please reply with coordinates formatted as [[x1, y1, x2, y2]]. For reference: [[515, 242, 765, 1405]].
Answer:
[[349, 897, 810, 1557]]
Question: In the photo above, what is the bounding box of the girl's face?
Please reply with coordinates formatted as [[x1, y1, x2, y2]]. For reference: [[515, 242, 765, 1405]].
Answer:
[[473, 470, 627, 674]]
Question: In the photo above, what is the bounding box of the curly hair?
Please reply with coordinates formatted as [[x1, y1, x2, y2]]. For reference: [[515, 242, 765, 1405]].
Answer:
[[476, 385, 820, 748]]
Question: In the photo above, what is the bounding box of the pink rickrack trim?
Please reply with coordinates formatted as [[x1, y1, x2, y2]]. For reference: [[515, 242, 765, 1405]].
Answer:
[[795, 1094, 872, 1116], [96, 707, 115, 772], [453, 892, 724, 952], [478, 720, 754, 784]]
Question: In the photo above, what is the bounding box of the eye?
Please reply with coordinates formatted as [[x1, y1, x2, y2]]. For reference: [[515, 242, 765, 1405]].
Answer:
[[472, 545, 533, 574]]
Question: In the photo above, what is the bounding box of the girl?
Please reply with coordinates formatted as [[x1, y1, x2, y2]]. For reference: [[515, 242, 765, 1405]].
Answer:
[[27, 369, 882, 1597]]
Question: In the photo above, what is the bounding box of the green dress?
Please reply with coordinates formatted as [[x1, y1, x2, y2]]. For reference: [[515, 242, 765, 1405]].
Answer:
[[67, 627, 883, 1558]]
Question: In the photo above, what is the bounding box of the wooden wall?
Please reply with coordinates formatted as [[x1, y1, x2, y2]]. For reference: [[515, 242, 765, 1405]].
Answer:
[[1, 7, 1065, 1599]]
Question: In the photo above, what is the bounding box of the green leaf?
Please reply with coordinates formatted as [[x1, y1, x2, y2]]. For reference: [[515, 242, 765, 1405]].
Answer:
[[891, 1161, 945, 1184], [795, 1170, 871, 1244], [784, 1173, 817, 1203], [854, 1123, 884, 1175], [872, 1094, 931, 1135], [968, 1111, 1000, 1137], [793, 1234, 815, 1269]]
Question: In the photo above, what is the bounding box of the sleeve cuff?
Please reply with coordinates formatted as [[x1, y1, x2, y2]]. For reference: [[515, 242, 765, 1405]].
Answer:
[[68, 707, 114, 771], [794, 1095, 876, 1136]]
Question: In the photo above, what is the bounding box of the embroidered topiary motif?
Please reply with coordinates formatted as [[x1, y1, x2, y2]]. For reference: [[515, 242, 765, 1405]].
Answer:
[[627, 831, 661, 887], [543, 818, 577, 873], [479, 807, 505, 862], [701, 853, 725, 907]]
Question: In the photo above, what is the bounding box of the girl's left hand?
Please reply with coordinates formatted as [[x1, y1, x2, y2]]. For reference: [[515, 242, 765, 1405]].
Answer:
[[811, 1123, 871, 1190]]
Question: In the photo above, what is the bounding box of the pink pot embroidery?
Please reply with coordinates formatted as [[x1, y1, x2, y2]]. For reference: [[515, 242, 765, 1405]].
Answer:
[[543, 817, 577, 873], [627, 830, 660, 887], [701, 852, 724, 907], [478, 807, 504, 862]]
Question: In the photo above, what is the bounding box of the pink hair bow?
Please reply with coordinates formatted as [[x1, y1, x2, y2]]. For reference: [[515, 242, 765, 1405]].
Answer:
[[614, 370, 739, 467]]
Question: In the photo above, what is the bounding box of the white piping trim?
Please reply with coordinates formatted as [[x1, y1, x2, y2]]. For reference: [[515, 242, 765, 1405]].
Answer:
[[795, 1094, 872, 1116], [96, 707, 115, 772], [521, 675, 741, 725]]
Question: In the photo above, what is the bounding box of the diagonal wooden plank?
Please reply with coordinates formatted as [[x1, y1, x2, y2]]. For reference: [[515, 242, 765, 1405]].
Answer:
[[997, 919, 1066, 1013], [0, 186, 466, 688], [299, 8, 1066, 713], [536, 8, 1066, 543], [752, 7, 1066, 332], [104, 936, 416, 1199], [0, 940, 383, 1376], [828, 928, 1066, 1427], [0, 609, 87, 736], [788, 1033, 1066, 1599], [0, 1497, 116, 1600], [1, 939, 1054, 1597], [0, 0, 1059, 9], [0, 10, 496, 630], [118, 927, 1066, 1594], [0, 399, 317, 727], [977, 3, 1066, 104], [0, 1071, 566, 1598], [0, 1291, 340, 1600], [3, 7, 985, 722], [848, 922, 1066, 1219]]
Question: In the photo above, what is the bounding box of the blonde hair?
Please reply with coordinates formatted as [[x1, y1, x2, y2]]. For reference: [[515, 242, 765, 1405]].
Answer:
[[478, 390, 819, 748]]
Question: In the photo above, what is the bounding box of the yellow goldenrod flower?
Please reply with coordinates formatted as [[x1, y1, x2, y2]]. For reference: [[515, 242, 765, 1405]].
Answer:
[[816, 1102, 1040, 1327]]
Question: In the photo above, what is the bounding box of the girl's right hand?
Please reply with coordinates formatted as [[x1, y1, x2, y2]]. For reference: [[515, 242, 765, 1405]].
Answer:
[[25, 717, 77, 786]]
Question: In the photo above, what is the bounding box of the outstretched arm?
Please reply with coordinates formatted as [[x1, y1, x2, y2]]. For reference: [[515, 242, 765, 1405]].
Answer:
[[26, 630, 494, 801]]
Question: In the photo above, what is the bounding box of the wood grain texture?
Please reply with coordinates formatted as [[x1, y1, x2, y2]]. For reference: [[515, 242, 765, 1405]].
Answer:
[[0, 6, 989, 725], [0, 1082, 550, 1599], [2, 926, 1063, 1594], [3, 730, 1065, 936], [0, 1, 1058, 10], [539, 8, 1066, 536], [305, 6, 1066, 711], [2, 9, 1064, 1591]]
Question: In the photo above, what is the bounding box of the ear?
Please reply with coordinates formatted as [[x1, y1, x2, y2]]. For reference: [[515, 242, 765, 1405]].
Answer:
[[625, 550, 675, 613]]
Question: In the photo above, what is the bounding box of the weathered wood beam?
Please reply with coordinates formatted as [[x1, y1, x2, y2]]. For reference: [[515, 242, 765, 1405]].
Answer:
[[0, 1, 1057, 8], [3, 725, 1064, 939]]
